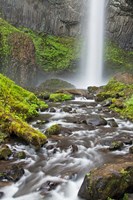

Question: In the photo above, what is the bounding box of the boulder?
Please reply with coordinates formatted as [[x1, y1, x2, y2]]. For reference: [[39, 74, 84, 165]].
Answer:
[[0, 145, 12, 160], [78, 155, 133, 200], [0, 164, 24, 182], [129, 146, 133, 154], [85, 116, 107, 126], [36, 79, 75, 93], [107, 119, 118, 127], [45, 124, 61, 136], [109, 141, 124, 151]]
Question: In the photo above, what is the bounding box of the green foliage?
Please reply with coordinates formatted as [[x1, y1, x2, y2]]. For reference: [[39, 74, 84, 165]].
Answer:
[[0, 73, 48, 119], [105, 41, 133, 73], [49, 93, 73, 102], [0, 73, 48, 147], [97, 78, 133, 121], [19, 27, 80, 72], [0, 18, 19, 61]]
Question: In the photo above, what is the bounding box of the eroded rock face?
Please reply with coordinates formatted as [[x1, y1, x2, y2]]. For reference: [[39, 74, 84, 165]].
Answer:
[[4, 32, 38, 87], [78, 155, 133, 200], [0, 0, 84, 37], [107, 0, 133, 50], [0, 0, 133, 49]]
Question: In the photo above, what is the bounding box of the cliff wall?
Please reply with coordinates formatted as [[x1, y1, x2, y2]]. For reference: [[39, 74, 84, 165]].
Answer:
[[0, 0, 133, 49]]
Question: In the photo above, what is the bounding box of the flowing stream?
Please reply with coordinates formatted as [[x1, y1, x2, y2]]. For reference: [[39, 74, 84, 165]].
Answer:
[[1, 95, 133, 200]]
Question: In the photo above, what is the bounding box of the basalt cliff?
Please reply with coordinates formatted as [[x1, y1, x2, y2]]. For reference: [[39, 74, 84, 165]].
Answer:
[[0, 0, 133, 87], [0, 0, 133, 49]]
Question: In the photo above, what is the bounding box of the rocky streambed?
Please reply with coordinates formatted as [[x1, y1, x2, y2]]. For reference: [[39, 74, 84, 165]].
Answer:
[[0, 90, 133, 200]]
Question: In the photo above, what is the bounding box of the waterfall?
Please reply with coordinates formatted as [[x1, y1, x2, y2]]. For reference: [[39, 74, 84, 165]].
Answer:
[[79, 0, 105, 88]]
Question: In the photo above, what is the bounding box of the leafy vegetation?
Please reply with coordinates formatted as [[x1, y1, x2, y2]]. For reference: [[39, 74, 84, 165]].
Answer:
[[0, 73, 48, 147]]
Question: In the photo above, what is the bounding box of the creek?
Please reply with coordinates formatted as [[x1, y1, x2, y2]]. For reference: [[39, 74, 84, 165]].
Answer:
[[1, 93, 133, 200]]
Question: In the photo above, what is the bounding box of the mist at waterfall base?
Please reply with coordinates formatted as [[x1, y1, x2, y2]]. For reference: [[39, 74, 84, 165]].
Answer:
[[62, 0, 106, 88]]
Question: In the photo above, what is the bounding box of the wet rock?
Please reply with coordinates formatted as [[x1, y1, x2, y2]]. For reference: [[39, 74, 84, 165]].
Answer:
[[107, 119, 118, 127], [78, 156, 133, 200], [129, 146, 133, 154], [85, 116, 107, 126], [46, 145, 54, 150], [71, 144, 78, 153], [0, 164, 24, 182], [124, 139, 133, 145], [16, 151, 26, 159], [62, 106, 72, 112], [39, 180, 63, 196], [37, 93, 50, 100], [0, 192, 4, 199], [49, 107, 56, 112], [36, 120, 46, 124], [109, 141, 124, 151], [102, 99, 112, 107], [0, 145, 12, 160], [45, 124, 61, 136]]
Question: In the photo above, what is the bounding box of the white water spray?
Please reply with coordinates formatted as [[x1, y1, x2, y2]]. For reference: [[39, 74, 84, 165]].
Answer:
[[79, 0, 105, 87]]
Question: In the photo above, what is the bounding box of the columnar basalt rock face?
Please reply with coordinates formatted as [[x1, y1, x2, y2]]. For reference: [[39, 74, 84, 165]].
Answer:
[[0, 0, 133, 49], [0, 0, 84, 36], [107, 0, 133, 50]]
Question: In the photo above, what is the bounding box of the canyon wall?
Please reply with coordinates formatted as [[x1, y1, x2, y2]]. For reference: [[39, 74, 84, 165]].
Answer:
[[0, 0, 133, 49]]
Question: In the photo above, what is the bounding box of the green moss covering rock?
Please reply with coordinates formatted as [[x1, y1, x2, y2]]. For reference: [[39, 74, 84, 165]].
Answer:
[[45, 124, 61, 136], [0, 145, 12, 160], [0, 73, 48, 148], [105, 41, 133, 74], [78, 155, 133, 200], [96, 75, 133, 121], [49, 93, 73, 102], [109, 141, 124, 151], [36, 79, 75, 93], [19, 27, 80, 72]]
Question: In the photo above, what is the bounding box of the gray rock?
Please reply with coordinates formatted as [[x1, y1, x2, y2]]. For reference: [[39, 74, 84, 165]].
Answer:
[[78, 155, 133, 200], [107, 119, 118, 127], [0, 0, 133, 49], [85, 116, 107, 126]]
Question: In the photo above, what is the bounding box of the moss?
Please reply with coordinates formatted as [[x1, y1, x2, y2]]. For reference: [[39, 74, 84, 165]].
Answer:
[[0, 18, 19, 58], [105, 41, 133, 73], [0, 132, 9, 143], [19, 27, 80, 72], [0, 73, 48, 148], [49, 92, 73, 102], [16, 151, 26, 159], [0, 145, 12, 160], [109, 141, 123, 151], [96, 78, 133, 121], [45, 124, 61, 136]]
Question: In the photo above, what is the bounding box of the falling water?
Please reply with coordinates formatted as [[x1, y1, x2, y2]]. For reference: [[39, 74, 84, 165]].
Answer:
[[79, 0, 105, 87]]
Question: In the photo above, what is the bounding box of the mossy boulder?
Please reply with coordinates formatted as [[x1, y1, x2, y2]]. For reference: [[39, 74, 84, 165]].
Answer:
[[78, 155, 133, 200], [96, 77, 133, 121], [36, 79, 75, 93], [0, 132, 9, 144], [0, 145, 12, 160], [0, 164, 24, 182], [109, 141, 124, 151], [0, 73, 48, 148], [49, 93, 73, 102], [16, 151, 26, 159], [45, 124, 61, 136]]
